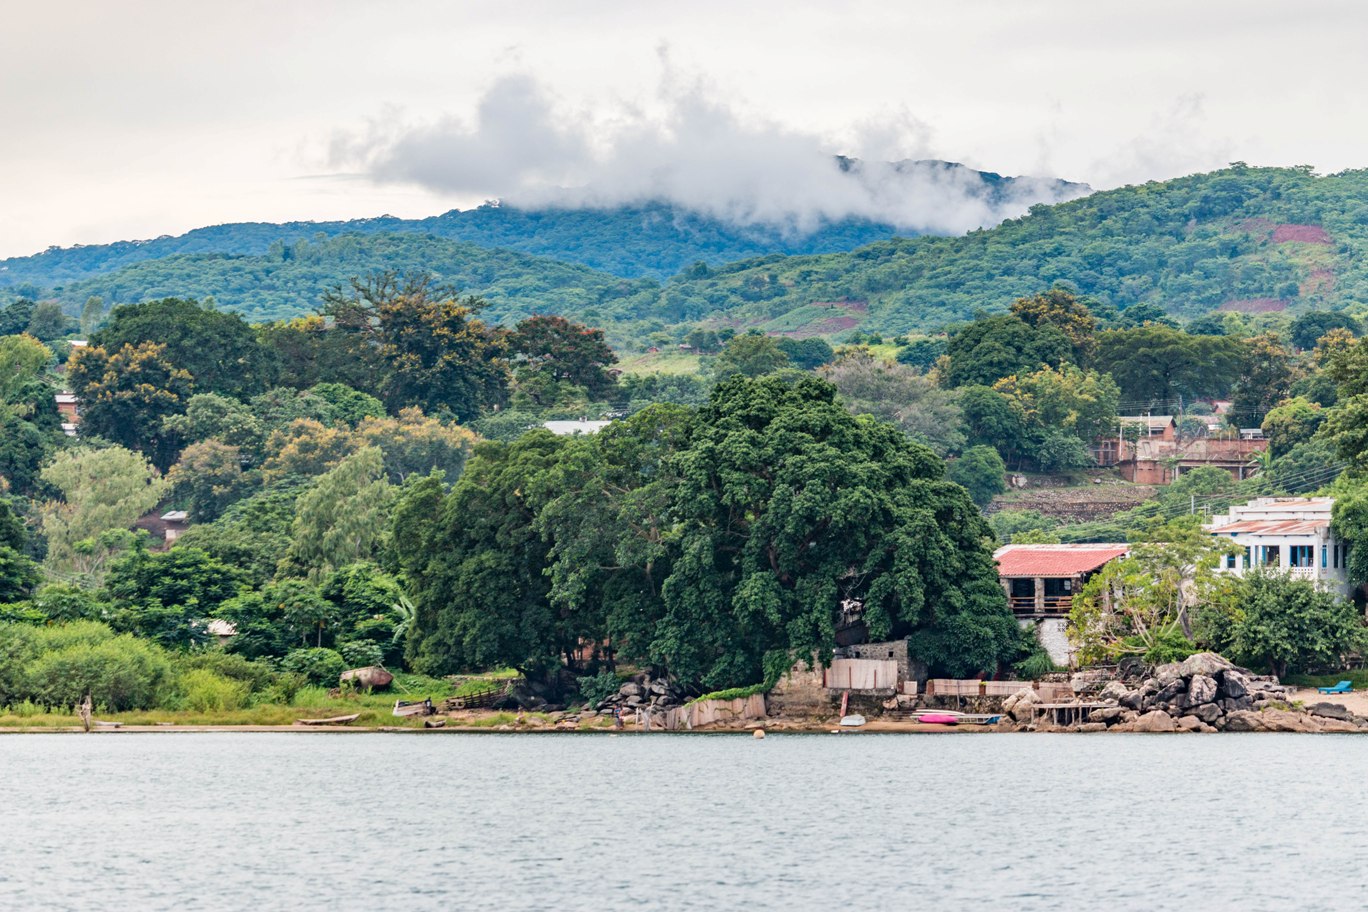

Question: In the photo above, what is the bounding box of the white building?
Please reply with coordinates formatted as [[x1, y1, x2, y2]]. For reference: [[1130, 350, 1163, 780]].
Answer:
[[542, 419, 612, 436], [1206, 497, 1351, 597]]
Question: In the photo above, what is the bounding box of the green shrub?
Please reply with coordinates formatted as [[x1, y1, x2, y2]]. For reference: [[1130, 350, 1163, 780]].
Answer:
[[24, 634, 172, 711], [176, 650, 278, 695], [337, 640, 384, 669], [1013, 650, 1060, 681], [180, 669, 250, 712], [281, 647, 346, 686], [576, 671, 622, 706]]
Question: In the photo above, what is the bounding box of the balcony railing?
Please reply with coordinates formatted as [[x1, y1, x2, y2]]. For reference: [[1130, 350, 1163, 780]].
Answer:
[[1010, 595, 1073, 616]]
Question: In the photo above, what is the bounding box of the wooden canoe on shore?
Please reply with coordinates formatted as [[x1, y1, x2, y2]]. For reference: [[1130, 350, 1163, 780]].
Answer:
[[294, 713, 360, 726]]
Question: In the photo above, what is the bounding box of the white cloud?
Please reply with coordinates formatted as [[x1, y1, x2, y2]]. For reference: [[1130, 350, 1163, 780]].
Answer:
[[333, 68, 1088, 236]]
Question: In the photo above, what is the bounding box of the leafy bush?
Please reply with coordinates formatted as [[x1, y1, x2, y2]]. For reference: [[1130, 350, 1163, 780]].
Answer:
[[576, 671, 622, 706], [1013, 650, 1060, 681], [24, 634, 172, 711], [338, 640, 384, 669], [281, 647, 346, 686], [179, 669, 250, 712]]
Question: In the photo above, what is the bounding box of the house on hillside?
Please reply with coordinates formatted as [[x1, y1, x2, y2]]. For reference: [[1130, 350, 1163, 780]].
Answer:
[[1206, 497, 1352, 598], [994, 543, 1131, 667], [55, 392, 79, 437], [1092, 414, 1267, 485]]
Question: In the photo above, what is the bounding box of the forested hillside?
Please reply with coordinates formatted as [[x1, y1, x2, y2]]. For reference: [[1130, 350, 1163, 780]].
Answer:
[[11, 165, 1368, 347], [0, 160, 1083, 288], [660, 165, 1368, 336], [40, 235, 660, 334]]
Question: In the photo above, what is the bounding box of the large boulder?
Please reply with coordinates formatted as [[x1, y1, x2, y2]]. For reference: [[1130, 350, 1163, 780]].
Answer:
[[1221, 710, 1266, 732], [1308, 702, 1355, 722], [1099, 681, 1131, 703], [1187, 674, 1218, 706], [1218, 671, 1249, 699], [1178, 652, 1234, 678], [1176, 715, 1213, 733], [1132, 710, 1177, 733], [1088, 706, 1126, 725], [339, 665, 394, 691], [1004, 688, 1041, 723], [1259, 709, 1321, 733], [1190, 702, 1223, 725], [1119, 690, 1146, 711], [1154, 679, 1186, 703]]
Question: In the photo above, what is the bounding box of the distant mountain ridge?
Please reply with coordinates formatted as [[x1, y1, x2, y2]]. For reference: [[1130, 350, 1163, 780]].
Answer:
[[0, 160, 1087, 290]]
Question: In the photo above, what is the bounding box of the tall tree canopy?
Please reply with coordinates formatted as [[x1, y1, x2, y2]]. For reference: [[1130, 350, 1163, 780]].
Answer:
[[402, 376, 1021, 689], [91, 297, 274, 399], [322, 272, 509, 420]]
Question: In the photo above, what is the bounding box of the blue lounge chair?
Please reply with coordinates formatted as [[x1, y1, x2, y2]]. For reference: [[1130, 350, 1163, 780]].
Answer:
[[1317, 680, 1353, 695]]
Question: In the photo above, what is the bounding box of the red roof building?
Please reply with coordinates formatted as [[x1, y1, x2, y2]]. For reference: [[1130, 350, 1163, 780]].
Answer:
[[994, 543, 1131, 669]]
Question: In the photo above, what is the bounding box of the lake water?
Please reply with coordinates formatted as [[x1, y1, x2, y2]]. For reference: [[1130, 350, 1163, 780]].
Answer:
[[3, 731, 1366, 911]]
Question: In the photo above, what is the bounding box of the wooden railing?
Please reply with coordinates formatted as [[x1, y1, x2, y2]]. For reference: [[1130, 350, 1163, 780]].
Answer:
[[1010, 596, 1073, 615]]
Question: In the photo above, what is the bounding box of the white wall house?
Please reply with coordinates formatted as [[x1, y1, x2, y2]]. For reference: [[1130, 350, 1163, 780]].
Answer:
[[1206, 497, 1352, 597]]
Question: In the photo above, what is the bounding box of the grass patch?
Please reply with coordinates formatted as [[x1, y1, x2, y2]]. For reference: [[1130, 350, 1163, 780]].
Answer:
[[616, 351, 704, 376], [687, 682, 769, 705], [1283, 671, 1368, 691]]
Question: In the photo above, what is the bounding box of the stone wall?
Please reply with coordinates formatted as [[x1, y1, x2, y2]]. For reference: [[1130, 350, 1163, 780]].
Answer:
[[767, 660, 833, 717], [835, 640, 909, 681]]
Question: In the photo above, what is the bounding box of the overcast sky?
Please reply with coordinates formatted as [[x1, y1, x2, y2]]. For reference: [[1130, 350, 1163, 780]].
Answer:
[[1, 0, 1365, 259]]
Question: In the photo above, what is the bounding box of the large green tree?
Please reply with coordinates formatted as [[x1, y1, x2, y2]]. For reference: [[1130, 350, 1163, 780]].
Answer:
[[67, 341, 195, 468], [91, 297, 275, 398], [657, 376, 1019, 686], [944, 314, 1071, 388], [322, 272, 509, 420]]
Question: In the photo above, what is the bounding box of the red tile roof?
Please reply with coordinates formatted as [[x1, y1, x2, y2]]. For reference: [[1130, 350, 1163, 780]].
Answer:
[[993, 545, 1130, 578]]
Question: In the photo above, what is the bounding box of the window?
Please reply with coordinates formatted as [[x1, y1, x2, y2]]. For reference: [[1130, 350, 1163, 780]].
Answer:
[[1265, 545, 1281, 567], [1290, 545, 1314, 568], [1323, 545, 1328, 569], [1334, 544, 1340, 569], [1226, 553, 1237, 570]]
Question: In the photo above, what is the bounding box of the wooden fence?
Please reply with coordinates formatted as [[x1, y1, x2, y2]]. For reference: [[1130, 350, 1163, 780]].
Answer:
[[824, 658, 899, 691]]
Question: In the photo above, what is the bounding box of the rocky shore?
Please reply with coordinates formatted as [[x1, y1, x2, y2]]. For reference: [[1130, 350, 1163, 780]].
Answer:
[[999, 652, 1367, 733]]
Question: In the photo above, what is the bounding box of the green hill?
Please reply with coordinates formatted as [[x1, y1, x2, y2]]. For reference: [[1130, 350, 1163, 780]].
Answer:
[[48, 234, 660, 339], [0, 161, 1083, 289], [653, 165, 1368, 336], [19, 165, 1368, 347]]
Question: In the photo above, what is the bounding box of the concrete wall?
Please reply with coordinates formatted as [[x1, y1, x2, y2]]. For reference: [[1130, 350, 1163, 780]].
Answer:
[[1021, 617, 1072, 668]]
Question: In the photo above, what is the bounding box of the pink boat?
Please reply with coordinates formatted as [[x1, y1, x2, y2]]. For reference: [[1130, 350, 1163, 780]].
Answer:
[[917, 713, 960, 725]]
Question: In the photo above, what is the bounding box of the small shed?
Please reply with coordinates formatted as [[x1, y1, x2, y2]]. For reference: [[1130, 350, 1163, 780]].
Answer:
[[161, 510, 190, 543]]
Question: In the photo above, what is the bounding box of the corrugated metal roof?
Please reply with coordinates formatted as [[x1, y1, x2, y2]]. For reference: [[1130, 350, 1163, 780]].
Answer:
[[1213, 519, 1329, 535], [993, 545, 1130, 578]]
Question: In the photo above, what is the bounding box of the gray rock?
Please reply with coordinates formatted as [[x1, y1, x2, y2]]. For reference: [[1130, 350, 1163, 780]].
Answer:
[[1192, 702, 1223, 725], [1222, 710, 1267, 732], [1176, 715, 1207, 733], [1155, 679, 1186, 703], [1099, 681, 1131, 703], [1078, 722, 1108, 733], [620, 682, 644, 698], [1169, 693, 1191, 713], [1132, 710, 1177, 733], [1222, 696, 1253, 714], [1308, 702, 1354, 722], [1219, 671, 1249, 699], [1178, 652, 1234, 678], [1119, 690, 1146, 711], [1089, 706, 1126, 725], [626, 695, 643, 706], [1188, 674, 1218, 705]]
